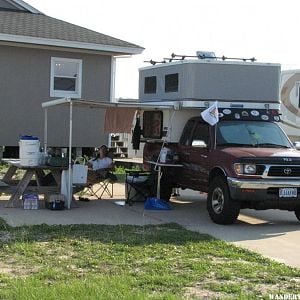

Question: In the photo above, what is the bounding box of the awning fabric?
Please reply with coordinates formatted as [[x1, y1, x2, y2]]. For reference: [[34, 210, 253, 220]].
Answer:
[[104, 107, 137, 133]]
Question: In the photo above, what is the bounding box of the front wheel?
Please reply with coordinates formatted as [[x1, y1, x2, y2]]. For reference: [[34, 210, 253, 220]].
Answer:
[[207, 176, 240, 225], [295, 208, 300, 221]]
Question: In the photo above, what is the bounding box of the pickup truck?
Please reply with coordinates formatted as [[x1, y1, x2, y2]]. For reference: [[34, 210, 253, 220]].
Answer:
[[143, 109, 300, 224]]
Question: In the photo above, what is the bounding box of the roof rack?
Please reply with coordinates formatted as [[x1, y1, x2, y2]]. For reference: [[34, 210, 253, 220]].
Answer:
[[145, 52, 256, 65]]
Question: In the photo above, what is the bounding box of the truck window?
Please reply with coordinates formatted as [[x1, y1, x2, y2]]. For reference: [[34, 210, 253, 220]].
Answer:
[[216, 121, 292, 148], [191, 122, 209, 147], [179, 120, 195, 146]]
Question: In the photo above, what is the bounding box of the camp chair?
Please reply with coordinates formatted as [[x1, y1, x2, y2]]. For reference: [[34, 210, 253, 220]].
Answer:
[[85, 170, 117, 199], [125, 170, 155, 205]]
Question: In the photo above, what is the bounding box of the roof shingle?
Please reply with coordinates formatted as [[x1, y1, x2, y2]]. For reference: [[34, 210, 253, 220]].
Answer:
[[0, 11, 144, 53]]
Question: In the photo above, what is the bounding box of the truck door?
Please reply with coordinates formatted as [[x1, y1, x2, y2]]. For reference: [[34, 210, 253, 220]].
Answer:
[[178, 119, 210, 190]]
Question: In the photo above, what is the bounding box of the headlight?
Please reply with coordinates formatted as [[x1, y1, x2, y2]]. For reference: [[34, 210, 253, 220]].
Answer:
[[244, 164, 256, 174], [234, 163, 257, 175]]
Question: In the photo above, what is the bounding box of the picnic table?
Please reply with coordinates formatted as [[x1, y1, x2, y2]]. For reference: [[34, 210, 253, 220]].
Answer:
[[2, 160, 67, 208]]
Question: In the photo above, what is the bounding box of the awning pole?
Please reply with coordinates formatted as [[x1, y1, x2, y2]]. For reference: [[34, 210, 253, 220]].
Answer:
[[44, 109, 48, 153], [67, 99, 73, 209]]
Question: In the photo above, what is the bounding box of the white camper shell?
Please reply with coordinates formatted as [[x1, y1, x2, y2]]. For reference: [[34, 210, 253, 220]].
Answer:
[[139, 59, 281, 103]]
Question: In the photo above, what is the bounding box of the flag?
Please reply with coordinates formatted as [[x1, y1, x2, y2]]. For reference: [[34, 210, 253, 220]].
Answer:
[[201, 101, 219, 126]]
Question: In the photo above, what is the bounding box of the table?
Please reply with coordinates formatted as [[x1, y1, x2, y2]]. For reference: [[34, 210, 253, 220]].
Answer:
[[146, 161, 183, 199], [2, 160, 67, 208]]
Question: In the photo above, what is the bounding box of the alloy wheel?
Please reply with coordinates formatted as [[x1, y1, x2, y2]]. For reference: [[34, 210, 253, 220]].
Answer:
[[211, 187, 224, 214]]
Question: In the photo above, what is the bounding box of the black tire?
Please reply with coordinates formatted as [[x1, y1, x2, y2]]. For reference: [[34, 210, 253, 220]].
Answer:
[[207, 176, 240, 225], [295, 208, 300, 221]]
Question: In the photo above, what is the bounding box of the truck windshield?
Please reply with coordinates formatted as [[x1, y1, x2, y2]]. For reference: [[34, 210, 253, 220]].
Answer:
[[216, 121, 292, 148]]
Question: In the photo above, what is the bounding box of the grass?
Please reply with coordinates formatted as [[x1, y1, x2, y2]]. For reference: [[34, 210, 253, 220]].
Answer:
[[0, 221, 299, 299]]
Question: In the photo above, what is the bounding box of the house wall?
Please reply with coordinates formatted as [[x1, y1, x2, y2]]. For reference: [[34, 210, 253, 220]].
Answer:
[[0, 44, 111, 147]]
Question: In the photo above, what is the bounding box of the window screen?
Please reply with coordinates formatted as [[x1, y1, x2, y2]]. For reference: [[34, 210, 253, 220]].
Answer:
[[144, 76, 157, 94], [165, 73, 179, 93]]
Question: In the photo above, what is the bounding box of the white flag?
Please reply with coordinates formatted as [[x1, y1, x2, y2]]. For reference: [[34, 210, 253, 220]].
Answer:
[[201, 101, 219, 126]]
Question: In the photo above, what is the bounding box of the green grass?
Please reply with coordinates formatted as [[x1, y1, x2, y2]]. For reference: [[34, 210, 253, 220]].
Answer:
[[0, 221, 299, 299]]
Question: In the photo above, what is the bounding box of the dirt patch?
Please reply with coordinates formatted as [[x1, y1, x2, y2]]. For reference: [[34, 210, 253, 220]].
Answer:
[[0, 261, 40, 278], [185, 285, 224, 299], [184, 276, 300, 299]]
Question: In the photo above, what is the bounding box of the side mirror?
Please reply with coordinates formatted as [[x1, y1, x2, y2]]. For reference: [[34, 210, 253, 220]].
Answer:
[[191, 140, 207, 148], [293, 141, 300, 150]]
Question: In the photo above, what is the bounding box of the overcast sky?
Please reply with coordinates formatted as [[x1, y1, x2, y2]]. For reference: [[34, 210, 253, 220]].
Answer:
[[26, 0, 300, 98]]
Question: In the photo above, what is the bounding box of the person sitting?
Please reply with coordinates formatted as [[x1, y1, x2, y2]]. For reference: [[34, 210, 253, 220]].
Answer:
[[86, 145, 117, 183]]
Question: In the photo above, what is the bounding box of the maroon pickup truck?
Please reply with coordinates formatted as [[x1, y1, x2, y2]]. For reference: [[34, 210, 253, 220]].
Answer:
[[143, 110, 300, 225]]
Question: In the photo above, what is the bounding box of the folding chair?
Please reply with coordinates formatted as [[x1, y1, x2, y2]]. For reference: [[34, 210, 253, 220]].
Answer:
[[81, 170, 117, 199], [125, 170, 154, 205], [86, 178, 114, 199]]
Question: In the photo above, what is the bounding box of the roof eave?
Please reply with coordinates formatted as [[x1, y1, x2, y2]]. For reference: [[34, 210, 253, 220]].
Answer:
[[12, 0, 42, 14], [0, 33, 144, 55]]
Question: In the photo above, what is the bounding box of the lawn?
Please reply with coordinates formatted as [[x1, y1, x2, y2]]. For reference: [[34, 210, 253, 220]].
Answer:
[[0, 220, 299, 299]]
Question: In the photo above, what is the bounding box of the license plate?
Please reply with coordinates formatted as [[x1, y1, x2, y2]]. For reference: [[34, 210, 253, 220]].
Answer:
[[279, 188, 297, 198]]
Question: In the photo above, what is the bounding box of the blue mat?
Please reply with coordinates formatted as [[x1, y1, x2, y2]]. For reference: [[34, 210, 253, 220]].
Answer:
[[144, 197, 172, 210]]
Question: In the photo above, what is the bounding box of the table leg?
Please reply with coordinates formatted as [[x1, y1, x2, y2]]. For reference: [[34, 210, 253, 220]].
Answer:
[[34, 169, 46, 187], [5, 170, 35, 208], [51, 170, 62, 186], [156, 165, 162, 199], [2, 165, 18, 184]]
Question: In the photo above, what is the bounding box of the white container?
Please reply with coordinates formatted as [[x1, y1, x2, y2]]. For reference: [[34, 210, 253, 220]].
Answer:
[[159, 147, 170, 163], [19, 136, 40, 166]]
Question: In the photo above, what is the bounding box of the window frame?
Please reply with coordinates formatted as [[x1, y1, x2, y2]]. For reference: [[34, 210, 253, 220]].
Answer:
[[142, 111, 163, 139], [50, 57, 82, 98]]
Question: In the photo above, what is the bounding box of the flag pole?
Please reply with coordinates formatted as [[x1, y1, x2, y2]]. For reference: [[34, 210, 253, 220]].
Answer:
[[214, 123, 217, 150]]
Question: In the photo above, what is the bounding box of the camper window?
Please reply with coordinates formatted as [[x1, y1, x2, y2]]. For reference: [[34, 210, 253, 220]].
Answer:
[[143, 111, 163, 139], [165, 73, 179, 93], [144, 76, 157, 94]]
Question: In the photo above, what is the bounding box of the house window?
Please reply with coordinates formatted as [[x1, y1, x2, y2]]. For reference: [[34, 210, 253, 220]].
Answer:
[[144, 76, 157, 94], [165, 73, 178, 93], [50, 57, 82, 98]]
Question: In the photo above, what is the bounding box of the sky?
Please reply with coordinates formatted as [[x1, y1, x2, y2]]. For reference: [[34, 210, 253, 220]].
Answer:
[[26, 0, 300, 99]]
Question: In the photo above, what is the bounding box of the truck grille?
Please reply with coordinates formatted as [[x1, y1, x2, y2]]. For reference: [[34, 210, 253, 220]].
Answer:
[[268, 166, 300, 177]]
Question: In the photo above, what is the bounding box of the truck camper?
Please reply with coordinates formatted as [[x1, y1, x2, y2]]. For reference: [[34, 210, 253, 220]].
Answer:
[[134, 54, 300, 224]]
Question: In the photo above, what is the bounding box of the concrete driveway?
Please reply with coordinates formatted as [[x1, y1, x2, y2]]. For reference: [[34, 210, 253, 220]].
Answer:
[[0, 183, 299, 268]]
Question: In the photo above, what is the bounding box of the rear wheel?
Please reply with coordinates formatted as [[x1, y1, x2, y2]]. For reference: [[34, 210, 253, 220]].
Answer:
[[207, 176, 240, 225], [295, 208, 300, 221]]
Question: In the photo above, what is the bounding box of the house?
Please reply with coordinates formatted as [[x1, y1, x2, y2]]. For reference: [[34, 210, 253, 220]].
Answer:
[[0, 0, 143, 157]]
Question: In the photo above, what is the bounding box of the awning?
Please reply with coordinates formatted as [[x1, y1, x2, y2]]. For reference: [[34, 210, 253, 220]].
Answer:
[[104, 107, 137, 133]]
